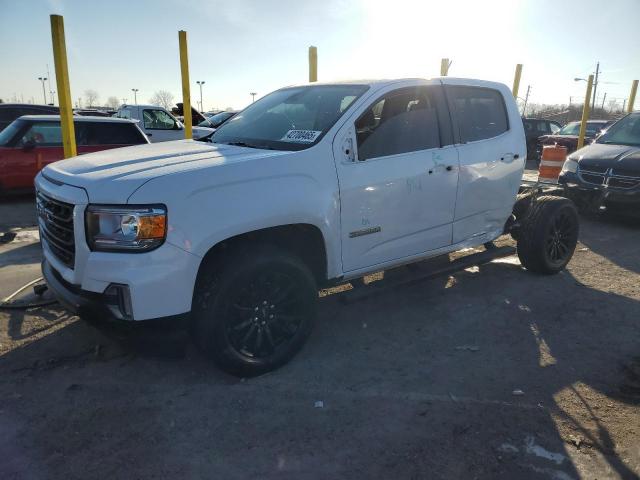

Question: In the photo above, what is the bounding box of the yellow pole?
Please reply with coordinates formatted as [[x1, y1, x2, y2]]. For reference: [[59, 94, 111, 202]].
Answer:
[[50, 15, 76, 158], [308, 46, 318, 83], [178, 30, 192, 139], [512, 64, 523, 99], [628, 80, 638, 113], [440, 58, 449, 76], [577, 75, 594, 150]]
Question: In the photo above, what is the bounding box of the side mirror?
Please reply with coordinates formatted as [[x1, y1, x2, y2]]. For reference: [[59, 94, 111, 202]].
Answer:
[[22, 140, 36, 152], [174, 121, 184, 130]]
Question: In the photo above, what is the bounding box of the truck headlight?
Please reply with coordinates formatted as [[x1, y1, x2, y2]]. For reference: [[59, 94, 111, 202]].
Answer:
[[561, 158, 579, 173], [85, 205, 167, 252]]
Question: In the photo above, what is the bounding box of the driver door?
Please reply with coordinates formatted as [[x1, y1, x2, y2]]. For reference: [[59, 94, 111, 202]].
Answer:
[[142, 108, 181, 142], [333, 82, 459, 273]]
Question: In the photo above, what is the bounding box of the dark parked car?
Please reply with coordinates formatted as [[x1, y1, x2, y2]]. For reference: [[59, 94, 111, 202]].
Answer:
[[0, 115, 148, 194], [0, 103, 59, 131], [558, 112, 640, 215], [197, 110, 238, 129], [522, 118, 561, 160], [537, 120, 612, 158]]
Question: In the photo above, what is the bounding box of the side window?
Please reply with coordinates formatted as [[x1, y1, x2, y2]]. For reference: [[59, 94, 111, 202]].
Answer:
[[84, 122, 146, 145], [143, 109, 176, 130], [117, 109, 132, 119], [0, 108, 18, 122], [550, 122, 561, 134], [447, 86, 508, 142], [355, 86, 441, 161], [535, 121, 549, 133], [75, 123, 89, 146], [18, 122, 62, 146]]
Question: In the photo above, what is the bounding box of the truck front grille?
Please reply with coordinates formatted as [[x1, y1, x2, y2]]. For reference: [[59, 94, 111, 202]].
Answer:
[[37, 191, 75, 268]]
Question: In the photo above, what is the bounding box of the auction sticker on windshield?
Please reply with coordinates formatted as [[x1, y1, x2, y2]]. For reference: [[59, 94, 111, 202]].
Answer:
[[281, 130, 322, 143]]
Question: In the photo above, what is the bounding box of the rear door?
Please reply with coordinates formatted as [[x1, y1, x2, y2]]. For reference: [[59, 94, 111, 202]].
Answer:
[[333, 81, 459, 272], [444, 82, 525, 244]]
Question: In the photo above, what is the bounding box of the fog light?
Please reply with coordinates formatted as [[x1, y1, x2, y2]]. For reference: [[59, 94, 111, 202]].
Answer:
[[104, 284, 133, 320]]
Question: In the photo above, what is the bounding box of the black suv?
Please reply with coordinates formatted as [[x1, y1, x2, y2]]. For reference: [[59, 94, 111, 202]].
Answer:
[[0, 103, 59, 131], [559, 112, 640, 215], [522, 118, 561, 161]]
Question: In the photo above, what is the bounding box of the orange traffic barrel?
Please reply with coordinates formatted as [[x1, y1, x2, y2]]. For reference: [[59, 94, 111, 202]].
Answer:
[[538, 144, 568, 184]]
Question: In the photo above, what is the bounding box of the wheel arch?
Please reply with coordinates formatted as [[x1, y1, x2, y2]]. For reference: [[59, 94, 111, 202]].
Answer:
[[195, 223, 329, 289]]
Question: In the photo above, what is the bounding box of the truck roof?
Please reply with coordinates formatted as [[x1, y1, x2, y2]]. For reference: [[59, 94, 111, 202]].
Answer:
[[282, 77, 510, 91]]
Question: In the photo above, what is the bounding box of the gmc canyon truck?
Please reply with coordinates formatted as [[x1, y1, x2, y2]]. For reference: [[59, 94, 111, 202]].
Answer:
[[36, 78, 579, 376]]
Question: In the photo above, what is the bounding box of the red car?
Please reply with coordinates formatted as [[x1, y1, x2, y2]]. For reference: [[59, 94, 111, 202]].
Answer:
[[0, 115, 148, 194]]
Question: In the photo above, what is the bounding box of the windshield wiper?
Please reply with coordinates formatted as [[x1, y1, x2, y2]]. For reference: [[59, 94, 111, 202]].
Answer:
[[225, 141, 260, 148]]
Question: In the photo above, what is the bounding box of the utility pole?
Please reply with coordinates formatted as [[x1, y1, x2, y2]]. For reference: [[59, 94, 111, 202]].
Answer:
[[196, 81, 205, 111], [601, 92, 607, 110], [522, 85, 531, 116], [37, 77, 48, 104], [591, 61, 600, 111], [131, 88, 138, 105], [622, 98, 627, 112], [250, 92, 257, 103]]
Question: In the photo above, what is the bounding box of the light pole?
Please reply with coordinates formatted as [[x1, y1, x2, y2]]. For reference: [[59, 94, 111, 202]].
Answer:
[[122, 98, 127, 105], [49, 90, 56, 105], [250, 92, 257, 103], [575, 61, 599, 111], [131, 88, 139, 105], [37, 77, 48, 104], [196, 81, 205, 111]]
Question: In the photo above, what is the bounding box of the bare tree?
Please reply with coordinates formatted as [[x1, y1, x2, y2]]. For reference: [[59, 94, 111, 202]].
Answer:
[[106, 96, 120, 109], [84, 89, 99, 108], [149, 90, 175, 110]]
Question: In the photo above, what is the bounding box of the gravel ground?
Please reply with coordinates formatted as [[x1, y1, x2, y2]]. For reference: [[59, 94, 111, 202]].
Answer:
[[1, 195, 639, 479]]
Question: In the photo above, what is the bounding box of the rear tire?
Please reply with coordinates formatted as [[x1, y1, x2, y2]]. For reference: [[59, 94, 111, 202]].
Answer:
[[516, 196, 579, 274], [192, 245, 317, 377]]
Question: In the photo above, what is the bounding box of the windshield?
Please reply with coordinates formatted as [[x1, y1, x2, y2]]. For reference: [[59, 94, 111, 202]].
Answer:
[[597, 113, 640, 147], [210, 84, 369, 150], [557, 122, 605, 136], [0, 120, 25, 146], [198, 111, 236, 128]]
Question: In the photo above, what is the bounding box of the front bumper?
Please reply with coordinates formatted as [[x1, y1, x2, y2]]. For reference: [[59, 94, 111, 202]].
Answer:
[[43, 258, 192, 325], [559, 171, 640, 211]]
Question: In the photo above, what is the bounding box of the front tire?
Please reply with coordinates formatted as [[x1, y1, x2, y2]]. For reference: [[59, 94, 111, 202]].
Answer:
[[193, 245, 317, 377], [516, 196, 579, 274]]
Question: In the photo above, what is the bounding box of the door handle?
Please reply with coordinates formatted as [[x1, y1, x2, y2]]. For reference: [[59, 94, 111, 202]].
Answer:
[[147, 133, 153, 137], [500, 153, 516, 163], [446, 165, 453, 171]]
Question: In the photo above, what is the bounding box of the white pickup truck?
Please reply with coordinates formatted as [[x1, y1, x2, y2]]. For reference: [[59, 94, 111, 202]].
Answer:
[[36, 78, 579, 376], [115, 104, 214, 142]]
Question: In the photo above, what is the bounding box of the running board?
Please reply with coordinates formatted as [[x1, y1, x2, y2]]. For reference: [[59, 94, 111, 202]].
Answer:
[[334, 245, 517, 304]]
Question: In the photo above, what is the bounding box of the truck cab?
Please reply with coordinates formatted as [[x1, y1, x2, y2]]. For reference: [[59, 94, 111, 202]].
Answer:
[[115, 104, 214, 142], [37, 78, 578, 377]]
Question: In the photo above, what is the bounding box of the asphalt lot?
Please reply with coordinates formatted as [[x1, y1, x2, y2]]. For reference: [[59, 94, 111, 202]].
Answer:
[[1, 192, 639, 479]]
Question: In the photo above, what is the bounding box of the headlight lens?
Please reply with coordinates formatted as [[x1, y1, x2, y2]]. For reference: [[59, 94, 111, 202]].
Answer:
[[85, 205, 167, 251], [561, 158, 579, 173]]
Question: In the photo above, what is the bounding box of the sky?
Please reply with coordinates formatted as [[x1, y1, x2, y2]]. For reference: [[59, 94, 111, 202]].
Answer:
[[1, 0, 639, 112]]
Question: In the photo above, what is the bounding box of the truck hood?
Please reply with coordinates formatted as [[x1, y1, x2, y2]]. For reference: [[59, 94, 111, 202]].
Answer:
[[43, 140, 291, 203], [573, 143, 640, 176]]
